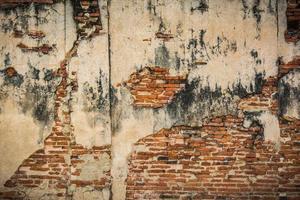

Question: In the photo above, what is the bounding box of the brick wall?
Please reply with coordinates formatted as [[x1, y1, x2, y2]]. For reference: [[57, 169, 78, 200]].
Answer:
[[72, 0, 102, 38], [126, 117, 300, 199], [0, 1, 299, 199], [125, 58, 300, 199], [124, 67, 187, 108], [279, 56, 300, 78], [126, 112, 300, 199], [285, 0, 300, 43]]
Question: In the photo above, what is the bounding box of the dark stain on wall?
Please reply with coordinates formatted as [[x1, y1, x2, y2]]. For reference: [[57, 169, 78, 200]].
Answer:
[[155, 43, 170, 67], [187, 29, 237, 66], [4, 53, 11, 67], [25, 84, 55, 124], [110, 85, 121, 133], [241, 0, 265, 35], [43, 68, 55, 81], [241, 0, 249, 19], [252, 0, 263, 27], [22, 69, 58, 125], [146, 0, 157, 16], [267, 0, 275, 14], [166, 70, 266, 125], [82, 69, 109, 113], [174, 52, 181, 71], [253, 70, 266, 93], [0, 63, 59, 139], [0, 67, 24, 87], [28, 62, 40, 80], [278, 69, 300, 117], [250, 49, 262, 65], [166, 78, 233, 124], [191, 0, 209, 14], [0, 5, 50, 34]]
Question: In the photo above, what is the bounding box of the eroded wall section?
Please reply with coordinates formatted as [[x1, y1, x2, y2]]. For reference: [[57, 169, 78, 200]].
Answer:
[[0, 0, 299, 200]]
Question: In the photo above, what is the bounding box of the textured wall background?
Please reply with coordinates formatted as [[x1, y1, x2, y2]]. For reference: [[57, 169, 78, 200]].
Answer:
[[0, 0, 299, 200]]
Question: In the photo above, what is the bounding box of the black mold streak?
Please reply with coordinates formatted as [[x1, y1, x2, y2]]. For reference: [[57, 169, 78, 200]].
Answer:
[[253, 70, 266, 93], [82, 69, 109, 113], [250, 49, 258, 58], [241, 0, 249, 19], [278, 79, 290, 117], [43, 68, 55, 82], [158, 19, 166, 33], [0, 68, 24, 87], [188, 30, 237, 64], [191, 0, 209, 14], [1, 18, 14, 33], [96, 69, 109, 112], [199, 29, 210, 60], [166, 77, 233, 125], [0, 65, 58, 143], [252, 0, 263, 30], [250, 49, 262, 65], [155, 43, 170, 67], [4, 53, 11, 67], [28, 62, 40, 80], [147, 0, 157, 16], [174, 52, 181, 71], [278, 70, 300, 117], [166, 70, 266, 125], [267, 0, 275, 14]]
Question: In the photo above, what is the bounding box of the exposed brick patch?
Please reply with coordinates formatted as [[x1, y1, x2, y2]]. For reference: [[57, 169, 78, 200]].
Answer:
[[279, 56, 300, 78], [285, 0, 300, 43], [13, 30, 45, 39], [17, 42, 54, 54], [124, 67, 187, 108], [126, 116, 300, 199], [27, 30, 46, 39], [4, 67, 17, 77], [155, 32, 174, 41], [239, 55, 300, 115], [13, 30, 24, 38], [72, 0, 102, 38], [238, 76, 278, 114]]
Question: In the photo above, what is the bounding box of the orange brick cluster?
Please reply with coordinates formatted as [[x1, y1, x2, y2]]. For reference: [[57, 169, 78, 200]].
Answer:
[[155, 32, 174, 41], [126, 117, 300, 199], [285, 0, 300, 43], [125, 67, 187, 108], [72, 0, 102, 38], [238, 76, 278, 115], [17, 43, 54, 54], [239, 56, 300, 115], [279, 56, 300, 78], [0, 138, 111, 199]]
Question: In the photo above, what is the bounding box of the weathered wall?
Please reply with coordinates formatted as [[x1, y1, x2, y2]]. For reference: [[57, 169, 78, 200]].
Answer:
[[0, 0, 299, 199], [0, 0, 112, 199]]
